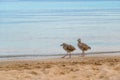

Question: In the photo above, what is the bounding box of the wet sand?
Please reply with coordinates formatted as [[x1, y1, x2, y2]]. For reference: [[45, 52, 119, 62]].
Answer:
[[0, 54, 120, 80]]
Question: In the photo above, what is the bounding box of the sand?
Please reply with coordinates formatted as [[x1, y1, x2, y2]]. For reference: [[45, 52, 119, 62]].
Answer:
[[0, 54, 120, 80]]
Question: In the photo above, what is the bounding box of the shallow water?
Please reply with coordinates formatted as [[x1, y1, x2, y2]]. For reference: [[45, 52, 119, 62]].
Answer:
[[0, 0, 120, 56]]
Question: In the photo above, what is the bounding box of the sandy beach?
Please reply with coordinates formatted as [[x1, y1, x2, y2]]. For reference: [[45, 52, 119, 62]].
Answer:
[[0, 54, 120, 80]]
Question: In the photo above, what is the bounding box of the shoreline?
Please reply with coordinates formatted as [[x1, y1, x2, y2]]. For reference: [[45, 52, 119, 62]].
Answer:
[[0, 52, 120, 61], [0, 51, 120, 59]]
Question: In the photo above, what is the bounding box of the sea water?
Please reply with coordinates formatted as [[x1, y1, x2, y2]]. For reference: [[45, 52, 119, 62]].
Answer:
[[0, 0, 120, 57]]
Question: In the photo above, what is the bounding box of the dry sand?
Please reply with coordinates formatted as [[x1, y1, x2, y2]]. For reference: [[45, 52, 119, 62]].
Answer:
[[0, 54, 120, 80]]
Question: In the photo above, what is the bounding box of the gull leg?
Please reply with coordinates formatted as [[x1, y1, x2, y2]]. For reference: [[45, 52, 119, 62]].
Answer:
[[81, 51, 84, 57], [69, 52, 71, 58], [61, 53, 68, 58], [83, 51, 85, 57]]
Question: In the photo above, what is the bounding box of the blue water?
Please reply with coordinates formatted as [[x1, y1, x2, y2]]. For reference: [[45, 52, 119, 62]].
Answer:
[[0, 0, 120, 56]]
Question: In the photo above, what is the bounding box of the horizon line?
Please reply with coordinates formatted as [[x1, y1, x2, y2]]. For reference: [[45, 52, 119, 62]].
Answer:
[[1, 0, 120, 2]]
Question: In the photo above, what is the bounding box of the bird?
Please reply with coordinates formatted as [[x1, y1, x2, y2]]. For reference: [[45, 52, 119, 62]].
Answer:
[[60, 43, 76, 58], [77, 39, 91, 57]]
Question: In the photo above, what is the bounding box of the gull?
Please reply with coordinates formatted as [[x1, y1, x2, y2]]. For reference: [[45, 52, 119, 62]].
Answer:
[[77, 39, 91, 57], [60, 43, 76, 58]]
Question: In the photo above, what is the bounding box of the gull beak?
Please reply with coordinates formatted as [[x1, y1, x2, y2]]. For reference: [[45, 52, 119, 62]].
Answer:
[[60, 44, 63, 46]]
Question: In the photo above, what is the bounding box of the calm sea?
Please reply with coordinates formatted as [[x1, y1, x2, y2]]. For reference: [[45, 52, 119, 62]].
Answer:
[[0, 0, 120, 57]]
